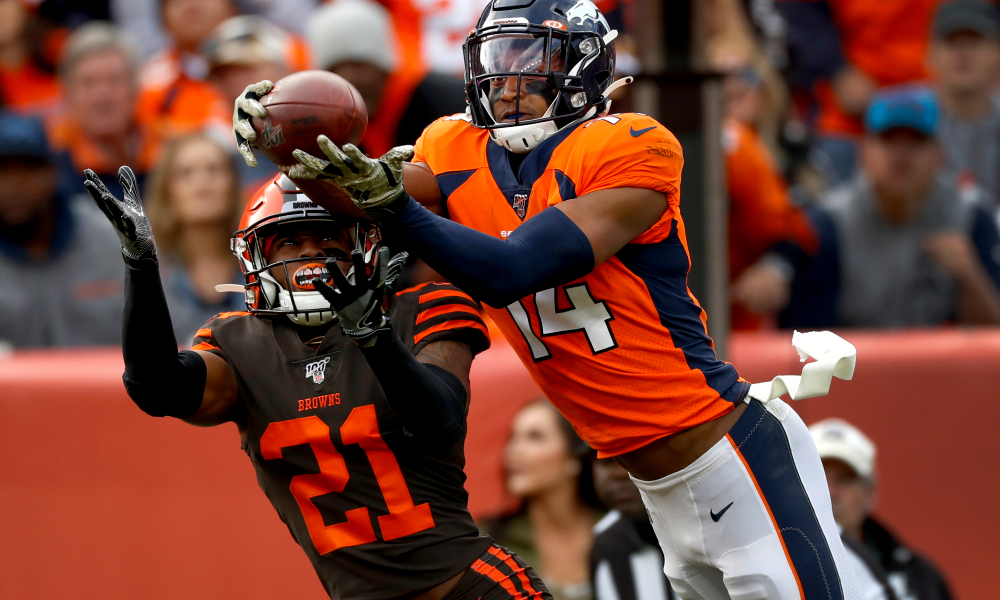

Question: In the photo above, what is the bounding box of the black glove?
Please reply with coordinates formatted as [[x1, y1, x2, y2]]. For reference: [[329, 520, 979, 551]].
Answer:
[[83, 166, 157, 270], [314, 247, 393, 347]]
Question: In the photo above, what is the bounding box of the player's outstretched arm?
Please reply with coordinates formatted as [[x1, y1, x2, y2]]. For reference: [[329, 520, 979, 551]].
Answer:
[[290, 139, 668, 307], [84, 168, 238, 426], [312, 249, 470, 451]]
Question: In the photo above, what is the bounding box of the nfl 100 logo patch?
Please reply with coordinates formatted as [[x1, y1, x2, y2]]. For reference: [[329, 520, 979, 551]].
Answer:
[[512, 193, 529, 219], [305, 356, 332, 384]]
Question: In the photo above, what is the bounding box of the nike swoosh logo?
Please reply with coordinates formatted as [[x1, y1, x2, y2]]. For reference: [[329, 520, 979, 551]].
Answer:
[[629, 125, 656, 137], [710, 502, 734, 522]]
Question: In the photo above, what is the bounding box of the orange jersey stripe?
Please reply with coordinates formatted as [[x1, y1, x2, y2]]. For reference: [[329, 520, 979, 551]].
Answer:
[[472, 558, 521, 597], [396, 281, 436, 296], [416, 304, 481, 325], [726, 434, 805, 599], [488, 545, 539, 597], [418, 288, 473, 303], [212, 311, 250, 320], [191, 342, 221, 352], [414, 320, 489, 345], [195, 328, 213, 339]]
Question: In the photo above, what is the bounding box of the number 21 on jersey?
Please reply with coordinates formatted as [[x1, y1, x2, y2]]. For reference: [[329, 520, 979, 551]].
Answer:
[[259, 405, 435, 555], [507, 283, 617, 361]]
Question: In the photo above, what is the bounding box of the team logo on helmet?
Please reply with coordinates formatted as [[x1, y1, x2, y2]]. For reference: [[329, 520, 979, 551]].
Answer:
[[305, 356, 332, 384], [565, 0, 609, 29], [261, 118, 285, 148]]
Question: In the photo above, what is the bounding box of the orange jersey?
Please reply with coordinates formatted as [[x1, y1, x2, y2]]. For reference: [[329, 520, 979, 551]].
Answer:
[[0, 60, 60, 116], [816, 0, 940, 136], [375, 0, 482, 74], [47, 113, 160, 177], [136, 49, 231, 142], [412, 113, 749, 457], [724, 119, 817, 330]]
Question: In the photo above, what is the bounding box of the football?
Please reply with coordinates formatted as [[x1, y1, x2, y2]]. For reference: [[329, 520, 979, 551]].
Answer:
[[251, 70, 368, 169], [251, 71, 369, 218]]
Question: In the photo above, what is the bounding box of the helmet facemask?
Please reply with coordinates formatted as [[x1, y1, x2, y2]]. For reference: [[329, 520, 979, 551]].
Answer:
[[233, 217, 382, 326], [464, 22, 617, 152]]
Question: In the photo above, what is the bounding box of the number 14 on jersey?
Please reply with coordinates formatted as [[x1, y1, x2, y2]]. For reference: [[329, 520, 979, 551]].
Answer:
[[507, 283, 617, 361]]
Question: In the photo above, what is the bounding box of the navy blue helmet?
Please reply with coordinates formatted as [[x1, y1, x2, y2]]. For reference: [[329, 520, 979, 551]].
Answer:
[[463, 0, 622, 152]]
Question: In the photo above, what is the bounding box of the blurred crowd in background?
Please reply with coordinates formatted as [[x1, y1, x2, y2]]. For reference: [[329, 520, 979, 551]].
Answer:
[[2, 0, 1000, 348], [0, 1, 982, 598]]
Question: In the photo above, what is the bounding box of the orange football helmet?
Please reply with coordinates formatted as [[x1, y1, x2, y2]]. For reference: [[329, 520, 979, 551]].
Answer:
[[230, 174, 380, 326]]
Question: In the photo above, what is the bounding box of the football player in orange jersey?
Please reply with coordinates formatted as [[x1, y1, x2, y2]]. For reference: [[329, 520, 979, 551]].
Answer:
[[234, 1, 863, 598]]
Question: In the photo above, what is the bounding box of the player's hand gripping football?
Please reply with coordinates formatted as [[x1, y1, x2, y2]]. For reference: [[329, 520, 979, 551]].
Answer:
[[287, 137, 413, 217], [233, 80, 273, 168], [83, 166, 157, 269], [312, 247, 407, 347]]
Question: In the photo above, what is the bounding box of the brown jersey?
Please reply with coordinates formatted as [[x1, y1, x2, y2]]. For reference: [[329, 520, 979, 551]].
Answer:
[[192, 282, 493, 600]]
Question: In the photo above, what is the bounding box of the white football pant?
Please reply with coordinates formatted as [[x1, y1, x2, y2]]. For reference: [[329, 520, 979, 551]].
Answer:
[[631, 399, 862, 600]]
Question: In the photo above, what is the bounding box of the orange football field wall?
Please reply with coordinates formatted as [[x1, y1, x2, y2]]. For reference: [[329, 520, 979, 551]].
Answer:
[[1, 330, 997, 600]]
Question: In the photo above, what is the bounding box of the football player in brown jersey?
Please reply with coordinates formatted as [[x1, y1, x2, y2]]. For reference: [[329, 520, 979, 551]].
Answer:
[[83, 166, 551, 600]]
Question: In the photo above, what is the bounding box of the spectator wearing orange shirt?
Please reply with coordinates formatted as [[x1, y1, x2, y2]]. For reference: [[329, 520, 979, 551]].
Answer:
[[135, 0, 235, 144], [48, 22, 158, 202], [725, 116, 818, 331], [0, 0, 60, 116], [718, 58, 818, 330], [777, 0, 943, 184]]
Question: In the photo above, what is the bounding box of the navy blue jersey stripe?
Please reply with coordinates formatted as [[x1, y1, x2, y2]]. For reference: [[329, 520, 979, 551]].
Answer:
[[486, 141, 531, 218], [728, 400, 845, 600], [553, 169, 577, 201], [616, 223, 748, 403], [485, 121, 584, 219], [517, 121, 583, 186], [435, 169, 477, 201]]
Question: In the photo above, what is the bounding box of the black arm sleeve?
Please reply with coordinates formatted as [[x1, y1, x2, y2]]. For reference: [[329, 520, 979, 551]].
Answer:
[[121, 266, 207, 418], [359, 326, 467, 451]]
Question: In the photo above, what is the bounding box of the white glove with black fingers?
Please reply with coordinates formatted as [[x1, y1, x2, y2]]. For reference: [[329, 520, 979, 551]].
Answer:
[[288, 137, 413, 218], [313, 247, 392, 347], [83, 166, 157, 269], [233, 80, 273, 168]]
